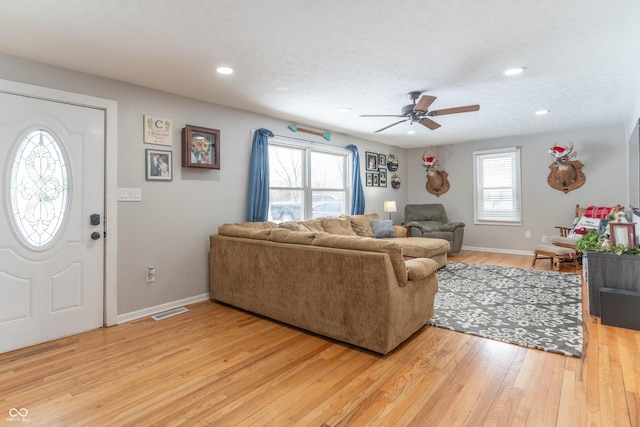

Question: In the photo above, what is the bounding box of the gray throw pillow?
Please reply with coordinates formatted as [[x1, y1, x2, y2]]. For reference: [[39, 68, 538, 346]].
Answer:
[[371, 219, 395, 238]]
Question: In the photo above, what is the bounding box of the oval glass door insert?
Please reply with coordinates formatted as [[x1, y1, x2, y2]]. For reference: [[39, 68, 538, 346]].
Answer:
[[10, 129, 69, 248]]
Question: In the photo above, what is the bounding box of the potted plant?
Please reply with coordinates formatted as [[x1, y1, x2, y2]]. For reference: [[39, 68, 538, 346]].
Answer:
[[576, 230, 638, 256]]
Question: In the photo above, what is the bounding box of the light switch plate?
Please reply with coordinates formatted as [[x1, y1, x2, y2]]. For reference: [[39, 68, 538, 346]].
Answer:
[[117, 187, 142, 202]]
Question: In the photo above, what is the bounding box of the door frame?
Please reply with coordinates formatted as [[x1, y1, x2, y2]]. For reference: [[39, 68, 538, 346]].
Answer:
[[0, 78, 118, 326]]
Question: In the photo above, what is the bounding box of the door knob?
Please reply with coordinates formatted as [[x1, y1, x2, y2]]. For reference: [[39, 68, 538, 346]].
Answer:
[[91, 232, 101, 240]]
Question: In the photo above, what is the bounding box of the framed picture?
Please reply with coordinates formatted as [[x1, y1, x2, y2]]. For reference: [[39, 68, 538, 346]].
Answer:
[[610, 223, 636, 248], [372, 173, 379, 187], [365, 151, 378, 171], [366, 173, 373, 187], [182, 124, 220, 169], [378, 154, 387, 168], [379, 169, 387, 187], [143, 115, 172, 146], [145, 149, 172, 181]]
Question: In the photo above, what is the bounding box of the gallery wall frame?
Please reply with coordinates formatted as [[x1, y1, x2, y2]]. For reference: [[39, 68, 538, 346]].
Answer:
[[182, 124, 220, 169], [145, 149, 173, 181], [365, 151, 378, 171]]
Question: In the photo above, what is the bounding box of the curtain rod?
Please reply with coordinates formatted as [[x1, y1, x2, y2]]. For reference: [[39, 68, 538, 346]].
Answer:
[[271, 133, 341, 148], [249, 129, 351, 151]]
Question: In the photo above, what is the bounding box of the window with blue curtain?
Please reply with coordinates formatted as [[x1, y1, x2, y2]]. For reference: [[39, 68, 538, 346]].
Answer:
[[267, 137, 356, 222]]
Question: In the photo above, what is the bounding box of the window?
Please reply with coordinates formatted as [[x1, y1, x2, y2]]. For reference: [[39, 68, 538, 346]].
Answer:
[[473, 147, 521, 225], [268, 139, 349, 223]]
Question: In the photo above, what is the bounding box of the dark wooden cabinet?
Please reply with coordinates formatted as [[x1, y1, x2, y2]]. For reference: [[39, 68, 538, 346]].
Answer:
[[585, 252, 640, 328]]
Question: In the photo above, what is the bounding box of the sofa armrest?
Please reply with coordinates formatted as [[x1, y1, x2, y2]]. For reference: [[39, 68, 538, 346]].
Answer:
[[405, 221, 428, 232], [405, 258, 438, 282], [442, 221, 465, 232]]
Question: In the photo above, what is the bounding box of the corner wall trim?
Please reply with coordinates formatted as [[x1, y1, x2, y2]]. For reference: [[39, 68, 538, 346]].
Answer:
[[117, 293, 210, 324]]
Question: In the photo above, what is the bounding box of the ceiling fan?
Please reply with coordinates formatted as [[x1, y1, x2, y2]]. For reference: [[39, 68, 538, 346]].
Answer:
[[360, 91, 480, 133]]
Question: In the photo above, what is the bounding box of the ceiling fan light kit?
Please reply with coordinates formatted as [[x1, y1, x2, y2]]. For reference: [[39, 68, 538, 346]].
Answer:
[[360, 91, 480, 133]]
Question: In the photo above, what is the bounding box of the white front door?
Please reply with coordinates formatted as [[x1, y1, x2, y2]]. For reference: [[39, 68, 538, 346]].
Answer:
[[0, 92, 105, 353]]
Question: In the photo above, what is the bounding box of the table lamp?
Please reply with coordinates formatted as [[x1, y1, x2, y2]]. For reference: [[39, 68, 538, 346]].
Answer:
[[383, 201, 397, 221]]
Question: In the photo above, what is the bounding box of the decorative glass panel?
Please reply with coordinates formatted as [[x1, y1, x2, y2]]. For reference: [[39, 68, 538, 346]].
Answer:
[[10, 129, 69, 248]]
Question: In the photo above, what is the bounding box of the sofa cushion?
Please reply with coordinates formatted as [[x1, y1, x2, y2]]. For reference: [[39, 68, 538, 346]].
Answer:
[[393, 225, 407, 237], [347, 213, 380, 237], [320, 217, 357, 236], [371, 219, 395, 238], [278, 221, 305, 231], [268, 228, 316, 245], [298, 218, 324, 232], [218, 223, 273, 240], [231, 221, 277, 230]]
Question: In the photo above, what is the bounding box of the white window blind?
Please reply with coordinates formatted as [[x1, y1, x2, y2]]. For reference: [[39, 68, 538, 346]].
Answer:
[[473, 147, 521, 224]]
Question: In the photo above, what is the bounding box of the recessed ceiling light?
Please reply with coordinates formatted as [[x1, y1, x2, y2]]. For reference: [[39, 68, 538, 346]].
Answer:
[[535, 109, 550, 115], [337, 108, 352, 113], [216, 66, 234, 75], [504, 67, 525, 76], [407, 130, 416, 135]]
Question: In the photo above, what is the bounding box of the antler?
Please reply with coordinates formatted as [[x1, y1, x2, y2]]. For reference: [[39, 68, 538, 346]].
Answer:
[[564, 141, 575, 158]]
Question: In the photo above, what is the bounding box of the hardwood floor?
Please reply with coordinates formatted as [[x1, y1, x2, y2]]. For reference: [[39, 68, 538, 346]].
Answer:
[[1, 251, 638, 426]]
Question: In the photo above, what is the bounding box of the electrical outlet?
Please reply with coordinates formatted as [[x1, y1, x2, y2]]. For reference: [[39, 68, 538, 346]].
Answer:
[[541, 235, 548, 243], [146, 266, 156, 283], [525, 231, 531, 238]]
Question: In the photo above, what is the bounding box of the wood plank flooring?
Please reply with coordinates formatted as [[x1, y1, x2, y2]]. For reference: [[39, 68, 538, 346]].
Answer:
[[1, 251, 639, 426]]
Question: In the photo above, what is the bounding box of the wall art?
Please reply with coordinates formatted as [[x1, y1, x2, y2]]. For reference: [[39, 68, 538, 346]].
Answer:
[[144, 115, 172, 146], [182, 124, 220, 169], [145, 149, 172, 181]]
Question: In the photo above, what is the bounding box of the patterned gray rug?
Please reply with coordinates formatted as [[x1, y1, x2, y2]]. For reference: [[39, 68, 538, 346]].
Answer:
[[429, 262, 583, 357]]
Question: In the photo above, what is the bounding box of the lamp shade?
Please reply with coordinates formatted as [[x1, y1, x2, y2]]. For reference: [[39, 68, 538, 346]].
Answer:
[[383, 201, 397, 213]]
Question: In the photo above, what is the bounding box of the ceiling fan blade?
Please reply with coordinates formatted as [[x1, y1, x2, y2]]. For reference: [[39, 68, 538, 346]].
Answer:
[[360, 114, 406, 118], [429, 104, 480, 116], [414, 95, 437, 112], [419, 117, 441, 130], [374, 119, 408, 133]]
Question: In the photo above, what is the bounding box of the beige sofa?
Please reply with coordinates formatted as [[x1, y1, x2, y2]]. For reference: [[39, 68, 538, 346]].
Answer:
[[209, 214, 449, 354]]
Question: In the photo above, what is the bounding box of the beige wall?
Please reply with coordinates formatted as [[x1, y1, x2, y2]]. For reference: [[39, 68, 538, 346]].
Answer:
[[0, 54, 407, 317], [1, 53, 637, 315], [407, 124, 627, 253]]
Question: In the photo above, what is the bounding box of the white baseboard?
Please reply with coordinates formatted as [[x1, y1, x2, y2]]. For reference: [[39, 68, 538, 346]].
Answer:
[[461, 245, 533, 256], [117, 293, 210, 324]]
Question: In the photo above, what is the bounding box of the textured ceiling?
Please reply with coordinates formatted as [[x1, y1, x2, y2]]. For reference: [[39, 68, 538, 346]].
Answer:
[[2, 0, 640, 148]]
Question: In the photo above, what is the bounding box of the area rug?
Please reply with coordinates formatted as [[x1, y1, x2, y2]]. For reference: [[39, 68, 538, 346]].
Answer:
[[429, 262, 583, 357]]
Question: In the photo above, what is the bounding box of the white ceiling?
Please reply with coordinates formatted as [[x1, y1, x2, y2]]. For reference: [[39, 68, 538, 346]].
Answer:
[[2, 0, 640, 149]]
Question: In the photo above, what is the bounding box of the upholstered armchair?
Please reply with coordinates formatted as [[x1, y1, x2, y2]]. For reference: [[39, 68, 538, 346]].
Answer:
[[404, 204, 465, 254]]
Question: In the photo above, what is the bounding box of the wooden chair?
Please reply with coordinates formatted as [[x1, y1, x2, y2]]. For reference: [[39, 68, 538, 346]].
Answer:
[[551, 204, 624, 251], [552, 204, 582, 250]]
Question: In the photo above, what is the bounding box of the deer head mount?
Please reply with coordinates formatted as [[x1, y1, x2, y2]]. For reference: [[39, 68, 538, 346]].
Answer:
[[547, 141, 585, 193], [422, 150, 450, 197]]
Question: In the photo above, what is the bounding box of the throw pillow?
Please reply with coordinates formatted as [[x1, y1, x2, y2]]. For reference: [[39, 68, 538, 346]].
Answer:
[[582, 206, 614, 219], [371, 219, 395, 238], [569, 215, 601, 238]]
